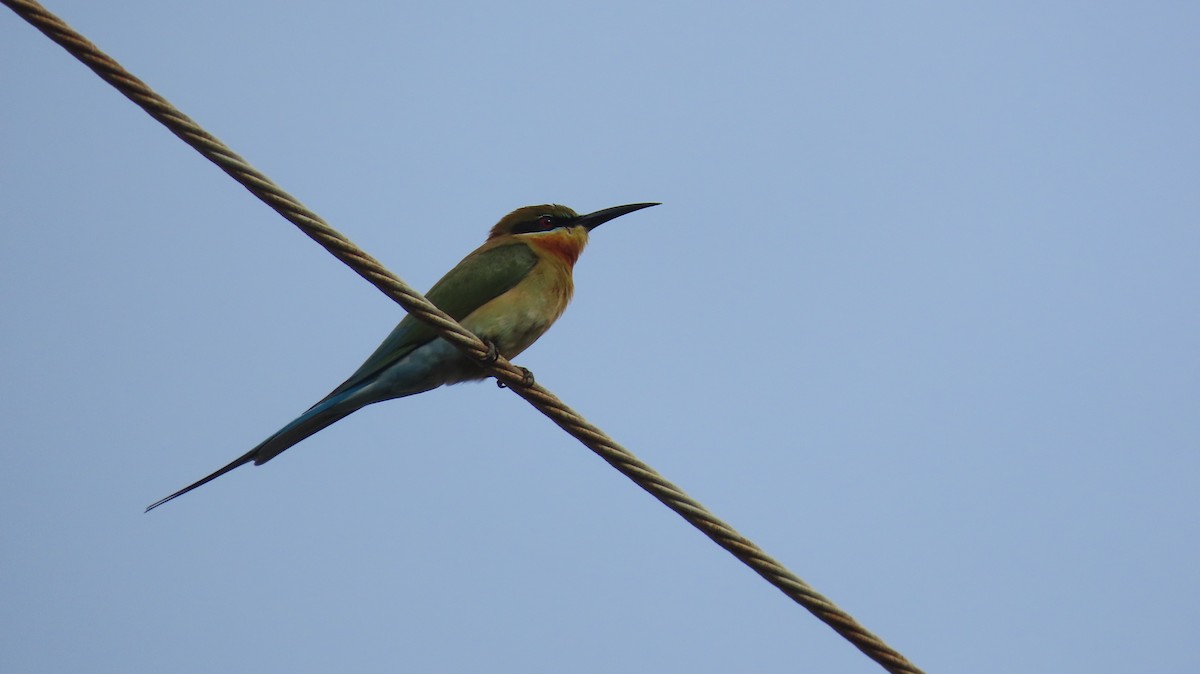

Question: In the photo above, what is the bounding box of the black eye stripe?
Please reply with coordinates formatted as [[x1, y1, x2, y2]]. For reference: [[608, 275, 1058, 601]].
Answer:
[[511, 215, 560, 235]]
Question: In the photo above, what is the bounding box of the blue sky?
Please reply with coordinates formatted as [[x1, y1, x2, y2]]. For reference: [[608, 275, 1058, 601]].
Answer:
[[3, 2, 1198, 672]]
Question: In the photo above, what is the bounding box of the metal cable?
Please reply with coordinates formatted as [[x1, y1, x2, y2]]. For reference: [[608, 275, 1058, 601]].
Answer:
[[3, 2, 924, 672]]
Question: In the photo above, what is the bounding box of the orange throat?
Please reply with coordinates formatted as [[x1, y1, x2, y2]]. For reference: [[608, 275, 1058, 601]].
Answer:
[[533, 228, 588, 268]]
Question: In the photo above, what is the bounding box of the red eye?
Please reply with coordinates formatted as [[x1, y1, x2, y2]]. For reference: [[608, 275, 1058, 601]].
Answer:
[[538, 215, 553, 228]]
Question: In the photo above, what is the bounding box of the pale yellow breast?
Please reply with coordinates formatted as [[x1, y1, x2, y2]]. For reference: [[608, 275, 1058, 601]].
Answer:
[[459, 252, 575, 359]]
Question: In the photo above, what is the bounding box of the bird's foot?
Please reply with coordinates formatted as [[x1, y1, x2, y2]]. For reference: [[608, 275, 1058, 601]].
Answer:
[[496, 367, 535, 389], [478, 338, 533, 388], [518, 367, 535, 387], [479, 339, 500, 365]]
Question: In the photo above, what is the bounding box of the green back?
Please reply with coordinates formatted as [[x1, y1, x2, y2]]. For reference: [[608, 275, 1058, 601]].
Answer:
[[322, 241, 539, 400]]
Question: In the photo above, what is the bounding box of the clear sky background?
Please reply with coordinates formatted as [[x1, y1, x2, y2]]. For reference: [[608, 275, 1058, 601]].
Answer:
[[2, 2, 1197, 673]]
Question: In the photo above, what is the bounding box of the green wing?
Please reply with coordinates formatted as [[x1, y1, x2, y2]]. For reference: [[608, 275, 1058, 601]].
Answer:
[[323, 241, 539, 399]]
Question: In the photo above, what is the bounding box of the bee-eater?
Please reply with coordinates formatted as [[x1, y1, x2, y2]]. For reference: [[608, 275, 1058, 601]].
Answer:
[[146, 202, 658, 511]]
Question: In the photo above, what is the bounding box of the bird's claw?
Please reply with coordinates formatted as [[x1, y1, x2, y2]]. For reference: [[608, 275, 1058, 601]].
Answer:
[[496, 367, 535, 389], [519, 367, 535, 387], [479, 339, 500, 365]]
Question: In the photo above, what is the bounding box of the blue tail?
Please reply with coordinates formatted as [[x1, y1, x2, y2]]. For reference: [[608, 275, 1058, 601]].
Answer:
[[144, 388, 369, 512]]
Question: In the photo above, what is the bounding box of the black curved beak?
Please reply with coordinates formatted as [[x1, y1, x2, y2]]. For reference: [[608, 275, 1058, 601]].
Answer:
[[576, 202, 660, 232]]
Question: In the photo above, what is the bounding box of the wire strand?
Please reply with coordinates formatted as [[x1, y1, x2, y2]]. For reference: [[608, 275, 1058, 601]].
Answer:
[[3, 2, 924, 672]]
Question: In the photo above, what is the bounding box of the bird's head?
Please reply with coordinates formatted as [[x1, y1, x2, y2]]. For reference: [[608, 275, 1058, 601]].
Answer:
[[488, 203, 660, 240]]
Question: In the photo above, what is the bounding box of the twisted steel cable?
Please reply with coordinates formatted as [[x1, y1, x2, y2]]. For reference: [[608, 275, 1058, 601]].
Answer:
[[4, 2, 924, 672]]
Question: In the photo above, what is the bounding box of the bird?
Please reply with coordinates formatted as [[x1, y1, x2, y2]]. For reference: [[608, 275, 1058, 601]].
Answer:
[[145, 202, 659, 512]]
